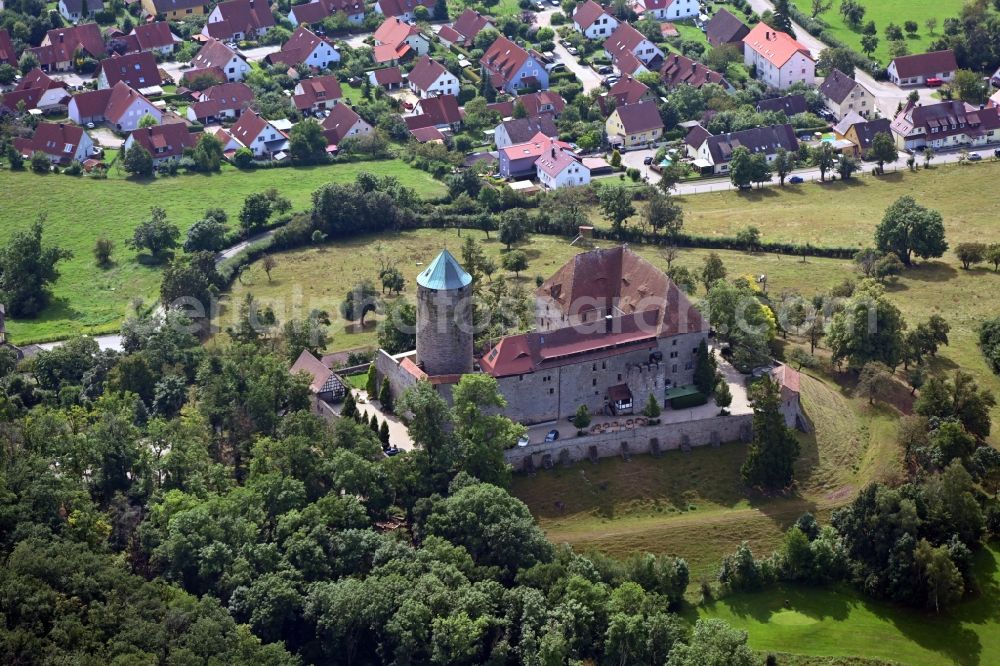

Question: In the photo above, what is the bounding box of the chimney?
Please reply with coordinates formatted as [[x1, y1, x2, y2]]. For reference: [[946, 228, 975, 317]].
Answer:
[[604, 314, 613, 334], [551, 146, 555, 158]]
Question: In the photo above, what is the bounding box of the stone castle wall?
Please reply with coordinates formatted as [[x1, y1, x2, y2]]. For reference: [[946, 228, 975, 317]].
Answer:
[[504, 413, 753, 470]]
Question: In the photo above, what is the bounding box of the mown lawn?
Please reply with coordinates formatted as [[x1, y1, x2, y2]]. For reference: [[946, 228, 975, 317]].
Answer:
[[696, 544, 1000, 666], [0, 160, 445, 343], [789, 0, 966, 65], [448, 0, 523, 17]]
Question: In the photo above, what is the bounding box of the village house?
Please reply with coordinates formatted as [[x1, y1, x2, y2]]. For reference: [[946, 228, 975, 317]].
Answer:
[[29, 24, 106, 72], [634, 0, 698, 21], [141, 0, 206, 21], [230, 108, 287, 157], [659, 53, 733, 91], [373, 17, 430, 65], [755, 93, 807, 116], [1, 69, 70, 114], [573, 1, 619, 40], [499, 132, 576, 178], [605, 100, 664, 149], [407, 56, 459, 99], [705, 8, 749, 48], [743, 22, 814, 90], [292, 75, 342, 115], [58, 0, 103, 23], [96, 52, 163, 90], [887, 49, 957, 86], [685, 122, 798, 174], [494, 116, 558, 149], [604, 75, 656, 110], [505, 90, 566, 119], [265, 25, 340, 70], [535, 144, 591, 190], [479, 246, 710, 424], [129, 22, 182, 56], [321, 103, 373, 146], [833, 112, 892, 157], [0, 29, 14, 67], [615, 51, 652, 77], [368, 66, 403, 90], [68, 81, 161, 131], [604, 23, 663, 70], [191, 38, 250, 82], [819, 68, 875, 120], [186, 81, 254, 123], [481, 35, 549, 94], [202, 0, 276, 41], [289, 0, 365, 26], [405, 94, 463, 132], [13, 122, 94, 164], [374, 0, 434, 22], [122, 123, 199, 164], [290, 349, 347, 416], [890, 99, 1000, 151], [437, 8, 495, 48]]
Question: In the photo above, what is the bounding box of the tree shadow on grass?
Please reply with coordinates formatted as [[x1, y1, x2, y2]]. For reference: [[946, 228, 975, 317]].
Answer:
[[905, 261, 958, 282], [736, 188, 779, 202]]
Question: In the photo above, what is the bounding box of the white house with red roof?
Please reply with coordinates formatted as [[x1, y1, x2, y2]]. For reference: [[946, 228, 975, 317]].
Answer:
[[58, 0, 103, 23], [186, 81, 254, 123], [406, 94, 463, 131], [30, 24, 107, 72], [374, 0, 433, 22], [96, 52, 162, 90], [535, 143, 591, 189], [230, 108, 287, 157], [13, 122, 94, 164], [437, 8, 495, 48], [292, 75, 343, 114], [0, 69, 70, 114], [129, 22, 182, 56], [123, 123, 199, 164], [321, 103, 373, 146], [573, 1, 619, 39], [742, 22, 814, 90], [265, 25, 340, 70], [407, 56, 458, 98], [480, 35, 549, 93], [499, 131, 577, 178], [633, 0, 697, 21], [289, 0, 365, 27], [191, 38, 250, 82], [202, 0, 276, 41], [604, 23, 663, 69], [68, 81, 161, 131], [373, 17, 430, 64]]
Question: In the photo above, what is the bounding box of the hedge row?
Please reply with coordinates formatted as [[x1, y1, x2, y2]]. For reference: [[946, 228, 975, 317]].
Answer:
[[589, 228, 859, 259], [669, 392, 708, 409]]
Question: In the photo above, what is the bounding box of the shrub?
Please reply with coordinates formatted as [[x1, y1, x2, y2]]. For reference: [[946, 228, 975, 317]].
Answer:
[[669, 392, 708, 409]]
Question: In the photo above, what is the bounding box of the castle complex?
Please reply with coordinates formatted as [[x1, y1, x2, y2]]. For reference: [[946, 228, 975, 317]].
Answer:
[[376, 245, 710, 425]]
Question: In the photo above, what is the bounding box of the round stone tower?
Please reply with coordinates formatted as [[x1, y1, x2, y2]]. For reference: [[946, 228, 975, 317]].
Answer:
[[416, 250, 474, 376]]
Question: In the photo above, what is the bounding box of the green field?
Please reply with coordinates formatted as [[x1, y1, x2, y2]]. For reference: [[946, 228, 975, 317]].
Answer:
[[448, 0, 523, 18], [0, 161, 445, 343], [789, 0, 966, 65], [696, 544, 1000, 666]]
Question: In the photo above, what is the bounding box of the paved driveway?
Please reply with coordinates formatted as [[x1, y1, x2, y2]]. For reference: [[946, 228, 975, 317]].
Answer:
[[537, 8, 603, 93]]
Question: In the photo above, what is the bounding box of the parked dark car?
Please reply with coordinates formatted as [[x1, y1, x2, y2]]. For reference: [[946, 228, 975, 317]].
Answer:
[[994, 148, 1000, 158], [643, 156, 653, 165], [544, 429, 560, 442], [968, 152, 982, 161], [598, 66, 613, 75], [789, 175, 804, 184]]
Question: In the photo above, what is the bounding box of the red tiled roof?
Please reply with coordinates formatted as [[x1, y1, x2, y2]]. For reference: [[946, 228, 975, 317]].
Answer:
[[292, 75, 342, 110], [376, 0, 433, 17], [99, 52, 162, 89], [743, 22, 812, 67], [204, 0, 276, 40], [413, 94, 462, 126], [127, 123, 198, 159], [374, 16, 422, 48], [266, 25, 335, 68], [410, 125, 446, 142], [772, 363, 801, 395], [574, 0, 610, 30], [231, 108, 273, 144], [534, 145, 581, 178], [659, 53, 730, 89], [407, 55, 449, 92], [480, 35, 532, 86], [31, 23, 106, 67], [603, 23, 648, 60], [291, 0, 365, 23], [321, 103, 365, 143], [147, 0, 204, 11], [500, 131, 573, 161], [190, 81, 254, 119], [104, 81, 156, 123], [371, 66, 403, 86], [517, 90, 566, 117], [612, 100, 664, 134], [192, 38, 242, 70], [607, 74, 650, 106], [131, 21, 178, 51], [13, 122, 86, 163], [890, 49, 957, 79], [447, 8, 494, 46], [487, 100, 515, 117], [16, 69, 62, 93]]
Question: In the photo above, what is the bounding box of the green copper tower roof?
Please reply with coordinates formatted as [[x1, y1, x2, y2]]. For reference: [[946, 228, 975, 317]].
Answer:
[[417, 250, 473, 290]]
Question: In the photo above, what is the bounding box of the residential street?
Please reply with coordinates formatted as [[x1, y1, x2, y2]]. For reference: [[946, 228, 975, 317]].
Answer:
[[537, 8, 603, 93]]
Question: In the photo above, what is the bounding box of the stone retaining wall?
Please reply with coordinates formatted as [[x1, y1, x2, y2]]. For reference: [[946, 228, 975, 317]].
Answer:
[[505, 413, 753, 471]]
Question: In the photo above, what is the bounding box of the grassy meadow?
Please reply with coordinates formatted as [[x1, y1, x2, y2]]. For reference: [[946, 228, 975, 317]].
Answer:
[[789, 0, 965, 65], [0, 160, 445, 343]]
